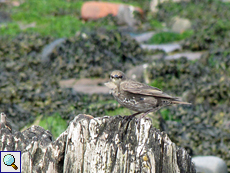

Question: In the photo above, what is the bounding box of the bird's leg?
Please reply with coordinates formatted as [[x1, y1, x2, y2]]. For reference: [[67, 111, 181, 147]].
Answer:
[[138, 111, 152, 121], [136, 111, 152, 128], [124, 112, 141, 120]]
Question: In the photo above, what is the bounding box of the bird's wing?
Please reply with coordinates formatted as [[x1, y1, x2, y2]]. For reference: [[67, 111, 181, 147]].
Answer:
[[120, 80, 174, 99]]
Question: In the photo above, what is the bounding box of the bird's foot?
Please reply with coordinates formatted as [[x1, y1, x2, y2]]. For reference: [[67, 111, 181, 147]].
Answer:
[[122, 112, 141, 122], [136, 111, 152, 125], [123, 116, 133, 121], [124, 112, 141, 120]]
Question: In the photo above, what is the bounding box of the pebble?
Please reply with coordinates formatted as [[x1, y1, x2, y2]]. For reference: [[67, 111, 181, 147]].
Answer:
[[192, 156, 228, 173]]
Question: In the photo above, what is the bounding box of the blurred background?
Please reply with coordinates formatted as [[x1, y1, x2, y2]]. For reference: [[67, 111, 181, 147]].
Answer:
[[0, 0, 230, 171]]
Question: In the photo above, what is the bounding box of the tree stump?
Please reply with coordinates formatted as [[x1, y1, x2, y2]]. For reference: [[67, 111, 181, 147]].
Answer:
[[0, 114, 196, 173]]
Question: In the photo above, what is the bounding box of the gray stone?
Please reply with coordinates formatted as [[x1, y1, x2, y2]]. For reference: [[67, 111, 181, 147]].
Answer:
[[150, 0, 188, 13], [41, 38, 66, 63], [171, 16, 191, 33], [141, 43, 182, 53], [59, 78, 109, 94], [165, 51, 205, 60], [131, 31, 156, 43], [192, 156, 228, 173], [18, 22, 36, 30], [117, 5, 138, 27], [0, 0, 21, 6], [126, 64, 150, 83]]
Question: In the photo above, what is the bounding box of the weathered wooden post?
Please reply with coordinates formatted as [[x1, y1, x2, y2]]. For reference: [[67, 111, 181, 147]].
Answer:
[[0, 114, 196, 173]]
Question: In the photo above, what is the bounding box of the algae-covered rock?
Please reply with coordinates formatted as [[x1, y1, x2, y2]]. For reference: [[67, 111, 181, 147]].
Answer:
[[147, 50, 230, 171], [0, 30, 149, 130]]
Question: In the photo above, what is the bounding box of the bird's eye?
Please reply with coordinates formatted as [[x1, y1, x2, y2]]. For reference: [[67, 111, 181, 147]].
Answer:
[[111, 75, 123, 79]]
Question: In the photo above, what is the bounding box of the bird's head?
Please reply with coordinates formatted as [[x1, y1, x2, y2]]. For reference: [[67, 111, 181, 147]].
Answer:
[[1, 112, 6, 123], [110, 70, 126, 85]]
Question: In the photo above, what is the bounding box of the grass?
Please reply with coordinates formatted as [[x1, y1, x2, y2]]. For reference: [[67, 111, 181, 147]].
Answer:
[[105, 107, 133, 116], [5, 0, 85, 37], [39, 112, 68, 139], [0, 22, 21, 37], [149, 19, 164, 30], [148, 30, 193, 44], [12, 0, 83, 21], [0, 0, 144, 37]]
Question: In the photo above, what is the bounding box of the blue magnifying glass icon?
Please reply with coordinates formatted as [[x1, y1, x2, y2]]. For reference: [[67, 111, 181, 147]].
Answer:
[[3, 154, 18, 170]]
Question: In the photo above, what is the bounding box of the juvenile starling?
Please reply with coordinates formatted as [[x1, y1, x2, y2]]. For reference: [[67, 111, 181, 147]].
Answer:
[[105, 70, 191, 119], [0, 112, 12, 132]]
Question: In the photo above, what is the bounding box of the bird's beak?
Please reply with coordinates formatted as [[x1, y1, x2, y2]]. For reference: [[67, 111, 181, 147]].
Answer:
[[104, 82, 116, 89], [112, 78, 121, 85]]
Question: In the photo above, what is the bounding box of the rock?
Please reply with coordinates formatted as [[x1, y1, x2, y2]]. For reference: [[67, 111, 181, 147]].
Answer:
[[0, 0, 21, 6], [0, 114, 196, 172], [81, 2, 120, 20], [165, 51, 205, 60], [117, 4, 143, 27], [81, 1, 143, 27], [41, 38, 66, 63], [11, 1, 21, 6], [0, 0, 9, 5], [131, 31, 156, 43], [18, 22, 36, 30], [150, 0, 189, 13], [59, 78, 109, 94], [141, 43, 182, 53], [126, 64, 150, 83], [192, 156, 228, 173], [171, 17, 192, 33], [150, 0, 163, 13]]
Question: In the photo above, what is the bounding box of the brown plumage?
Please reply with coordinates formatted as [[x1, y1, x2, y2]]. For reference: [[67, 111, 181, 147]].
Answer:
[[0, 112, 12, 132], [105, 70, 191, 119]]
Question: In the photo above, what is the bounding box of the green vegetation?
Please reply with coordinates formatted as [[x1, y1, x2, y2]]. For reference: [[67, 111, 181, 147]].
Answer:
[[148, 30, 193, 44], [0, 0, 144, 37], [1, 0, 84, 37], [0, 22, 21, 37], [106, 107, 133, 116], [150, 78, 165, 89], [88, 100, 117, 109], [39, 113, 67, 139], [159, 108, 181, 122], [149, 19, 164, 30], [1, 0, 230, 170], [157, 0, 230, 49], [159, 108, 172, 121]]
